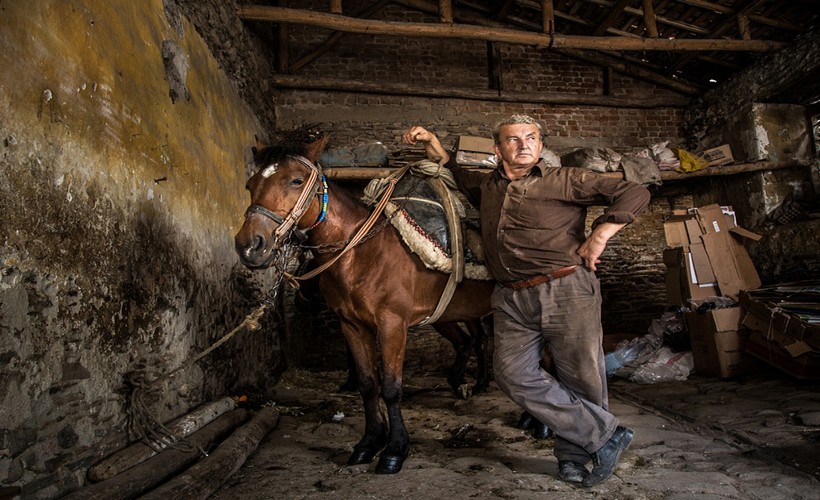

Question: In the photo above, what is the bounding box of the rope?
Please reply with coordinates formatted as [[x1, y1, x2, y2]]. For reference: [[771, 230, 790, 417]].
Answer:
[[123, 303, 269, 454], [362, 160, 459, 205]]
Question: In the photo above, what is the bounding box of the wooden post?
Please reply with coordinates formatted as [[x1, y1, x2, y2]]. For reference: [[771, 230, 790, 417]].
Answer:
[[486, 41, 503, 91], [438, 0, 452, 23], [330, 0, 342, 14], [738, 15, 751, 40], [642, 0, 659, 38], [542, 0, 554, 34]]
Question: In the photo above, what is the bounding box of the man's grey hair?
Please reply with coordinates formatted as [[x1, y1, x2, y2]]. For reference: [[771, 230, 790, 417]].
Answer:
[[492, 114, 544, 144]]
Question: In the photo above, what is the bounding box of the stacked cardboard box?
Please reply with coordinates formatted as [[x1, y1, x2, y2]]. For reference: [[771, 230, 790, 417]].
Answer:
[[663, 204, 763, 378], [739, 286, 820, 379], [455, 136, 496, 167], [663, 204, 762, 306]]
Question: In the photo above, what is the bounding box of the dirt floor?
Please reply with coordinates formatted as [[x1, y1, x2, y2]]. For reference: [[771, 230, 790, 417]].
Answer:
[[209, 328, 820, 500]]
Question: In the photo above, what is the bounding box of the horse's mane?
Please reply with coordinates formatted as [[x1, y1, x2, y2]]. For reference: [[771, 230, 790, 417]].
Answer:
[[253, 144, 306, 167]]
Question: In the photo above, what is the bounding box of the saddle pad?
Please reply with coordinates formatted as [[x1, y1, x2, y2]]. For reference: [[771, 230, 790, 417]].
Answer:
[[384, 174, 491, 281]]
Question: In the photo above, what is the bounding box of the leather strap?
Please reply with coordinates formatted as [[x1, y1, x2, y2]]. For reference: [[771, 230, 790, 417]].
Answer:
[[500, 266, 578, 290]]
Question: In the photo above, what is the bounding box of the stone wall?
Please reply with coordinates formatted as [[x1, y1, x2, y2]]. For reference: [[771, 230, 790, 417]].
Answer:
[[0, 1, 282, 497]]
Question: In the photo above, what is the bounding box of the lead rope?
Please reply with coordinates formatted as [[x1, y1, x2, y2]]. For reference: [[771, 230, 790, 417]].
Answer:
[[123, 298, 272, 454]]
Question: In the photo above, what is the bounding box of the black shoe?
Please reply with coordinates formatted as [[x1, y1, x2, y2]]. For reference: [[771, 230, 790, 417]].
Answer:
[[515, 411, 535, 430], [582, 426, 634, 487], [558, 460, 588, 484], [532, 422, 553, 440]]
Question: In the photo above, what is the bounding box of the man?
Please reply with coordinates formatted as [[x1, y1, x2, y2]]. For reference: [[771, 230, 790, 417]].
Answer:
[[402, 115, 651, 487]]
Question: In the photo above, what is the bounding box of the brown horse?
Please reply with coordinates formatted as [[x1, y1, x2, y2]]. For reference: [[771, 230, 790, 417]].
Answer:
[[234, 136, 494, 474]]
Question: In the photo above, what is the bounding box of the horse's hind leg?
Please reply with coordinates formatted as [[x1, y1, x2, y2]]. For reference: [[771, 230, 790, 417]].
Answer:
[[433, 322, 472, 399], [464, 318, 490, 395], [341, 324, 388, 466]]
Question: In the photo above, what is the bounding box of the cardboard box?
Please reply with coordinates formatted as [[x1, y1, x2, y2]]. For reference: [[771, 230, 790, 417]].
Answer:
[[745, 330, 820, 380], [739, 290, 820, 379], [700, 144, 734, 167], [663, 247, 719, 306], [684, 307, 761, 378], [455, 136, 496, 166], [662, 204, 761, 301], [739, 291, 820, 351]]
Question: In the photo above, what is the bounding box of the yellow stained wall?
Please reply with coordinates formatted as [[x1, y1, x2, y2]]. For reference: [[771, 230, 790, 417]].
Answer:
[[0, 1, 281, 495]]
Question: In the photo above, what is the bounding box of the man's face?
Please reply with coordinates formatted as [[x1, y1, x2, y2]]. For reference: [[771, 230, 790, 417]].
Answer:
[[493, 123, 543, 171]]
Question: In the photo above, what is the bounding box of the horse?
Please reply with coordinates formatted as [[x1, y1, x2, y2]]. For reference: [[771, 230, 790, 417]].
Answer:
[[234, 135, 495, 474]]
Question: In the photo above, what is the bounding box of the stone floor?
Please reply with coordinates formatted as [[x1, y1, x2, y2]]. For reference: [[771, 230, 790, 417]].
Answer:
[[207, 329, 820, 500]]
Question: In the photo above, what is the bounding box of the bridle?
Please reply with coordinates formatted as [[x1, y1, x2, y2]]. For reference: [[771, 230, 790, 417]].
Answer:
[[244, 155, 327, 247], [244, 154, 410, 285]]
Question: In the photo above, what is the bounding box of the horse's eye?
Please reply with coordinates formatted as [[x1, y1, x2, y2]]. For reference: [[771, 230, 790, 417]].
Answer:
[[291, 178, 304, 186]]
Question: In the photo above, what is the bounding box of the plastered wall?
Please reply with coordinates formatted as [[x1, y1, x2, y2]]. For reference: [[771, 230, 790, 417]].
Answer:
[[0, 1, 282, 496]]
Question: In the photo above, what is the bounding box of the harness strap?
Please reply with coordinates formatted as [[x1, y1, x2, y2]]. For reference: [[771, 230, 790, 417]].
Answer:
[[418, 175, 464, 326], [245, 204, 285, 224], [286, 162, 414, 285]]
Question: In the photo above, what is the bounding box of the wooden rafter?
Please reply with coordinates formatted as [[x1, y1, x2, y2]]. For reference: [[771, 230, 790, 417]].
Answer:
[[397, 0, 702, 94], [236, 5, 786, 51], [642, 0, 659, 38], [270, 74, 690, 107], [438, 0, 453, 23], [593, 0, 633, 36]]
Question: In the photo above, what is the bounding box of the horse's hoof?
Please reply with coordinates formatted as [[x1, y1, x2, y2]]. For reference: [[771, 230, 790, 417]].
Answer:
[[532, 423, 554, 440], [347, 449, 377, 465], [457, 383, 472, 400], [375, 454, 405, 474]]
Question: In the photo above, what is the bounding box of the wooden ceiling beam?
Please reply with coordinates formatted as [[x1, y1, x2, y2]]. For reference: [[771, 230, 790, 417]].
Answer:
[[438, 0, 452, 23], [394, 0, 702, 94], [593, 0, 633, 36], [270, 74, 691, 107], [642, 0, 659, 38], [236, 5, 786, 51]]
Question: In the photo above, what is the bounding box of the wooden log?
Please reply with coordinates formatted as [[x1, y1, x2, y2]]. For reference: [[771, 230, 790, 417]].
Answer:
[[438, 0, 452, 23], [393, 0, 702, 95], [87, 396, 236, 482], [139, 407, 280, 500], [271, 74, 691, 108], [235, 5, 786, 52], [642, 0, 659, 38], [64, 409, 250, 500]]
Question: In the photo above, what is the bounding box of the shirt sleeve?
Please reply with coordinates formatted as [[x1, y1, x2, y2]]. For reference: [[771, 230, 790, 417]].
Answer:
[[573, 169, 652, 228], [444, 156, 488, 207]]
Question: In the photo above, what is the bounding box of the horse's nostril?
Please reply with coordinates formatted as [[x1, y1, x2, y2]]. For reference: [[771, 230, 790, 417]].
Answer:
[[252, 235, 265, 253]]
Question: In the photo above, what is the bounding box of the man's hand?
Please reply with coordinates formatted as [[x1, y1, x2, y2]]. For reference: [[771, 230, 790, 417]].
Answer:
[[577, 222, 626, 271], [401, 126, 450, 164]]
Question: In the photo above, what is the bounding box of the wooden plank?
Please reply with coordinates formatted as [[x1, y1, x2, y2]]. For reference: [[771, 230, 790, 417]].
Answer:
[[323, 160, 810, 181], [594, 0, 633, 36], [236, 5, 786, 51]]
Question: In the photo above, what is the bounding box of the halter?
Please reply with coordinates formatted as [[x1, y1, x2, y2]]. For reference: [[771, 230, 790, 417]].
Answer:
[[244, 155, 327, 245]]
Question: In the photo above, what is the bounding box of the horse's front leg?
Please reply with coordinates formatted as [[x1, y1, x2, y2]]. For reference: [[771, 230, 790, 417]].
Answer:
[[375, 324, 410, 474], [341, 323, 388, 466]]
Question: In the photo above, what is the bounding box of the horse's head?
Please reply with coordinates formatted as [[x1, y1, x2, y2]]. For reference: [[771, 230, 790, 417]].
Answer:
[[234, 135, 330, 269]]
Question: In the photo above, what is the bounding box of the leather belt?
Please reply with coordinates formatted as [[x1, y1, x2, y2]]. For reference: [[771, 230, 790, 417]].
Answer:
[[500, 266, 578, 290]]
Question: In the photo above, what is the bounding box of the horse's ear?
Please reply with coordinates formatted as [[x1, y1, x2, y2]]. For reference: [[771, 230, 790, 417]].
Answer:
[[304, 134, 331, 163], [254, 135, 269, 154]]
